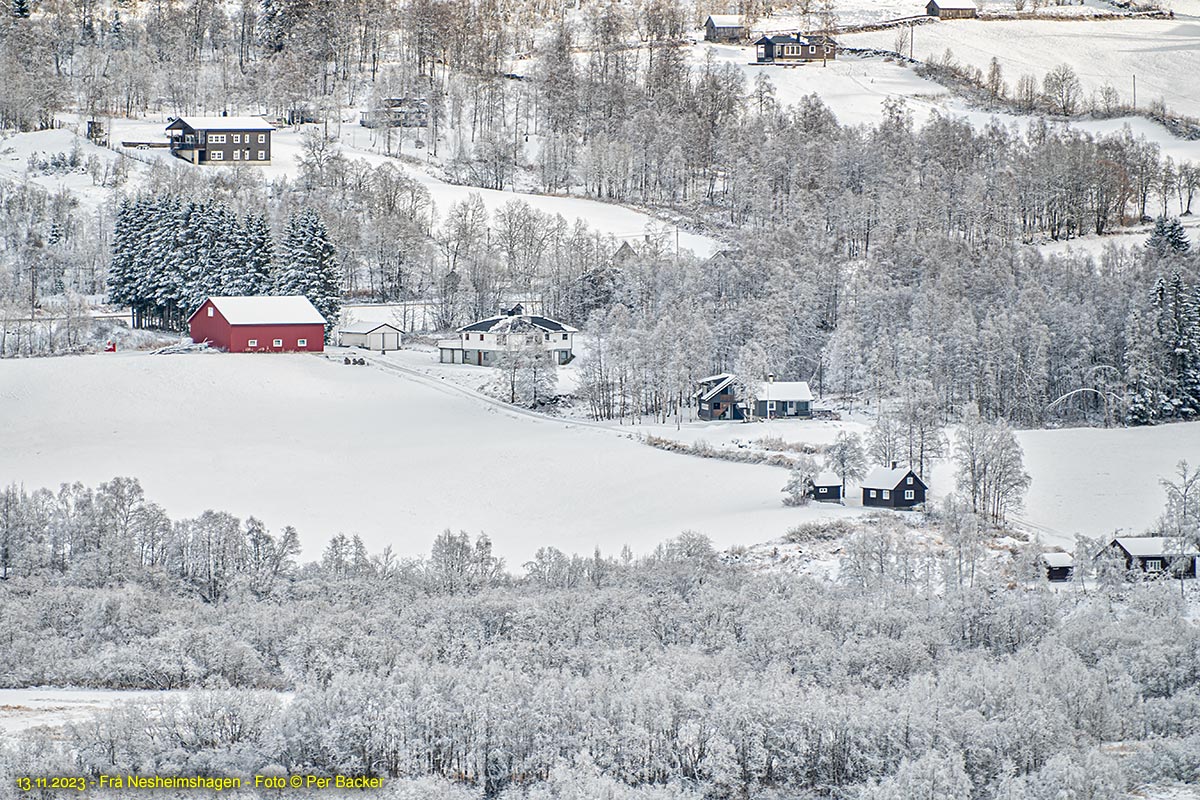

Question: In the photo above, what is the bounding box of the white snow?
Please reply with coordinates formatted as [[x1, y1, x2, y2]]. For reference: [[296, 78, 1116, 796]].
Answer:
[[203, 296, 325, 325], [0, 688, 175, 734], [760, 381, 813, 401], [171, 116, 274, 131], [0, 352, 862, 564]]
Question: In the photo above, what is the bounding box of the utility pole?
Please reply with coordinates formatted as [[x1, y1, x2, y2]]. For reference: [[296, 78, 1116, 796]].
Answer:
[[910, 23, 914, 61], [1132, 74, 1136, 110], [28, 259, 36, 356]]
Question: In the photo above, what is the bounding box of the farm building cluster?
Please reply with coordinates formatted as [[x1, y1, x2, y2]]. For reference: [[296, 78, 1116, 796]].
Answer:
[[1038, 537, 1200, 584]]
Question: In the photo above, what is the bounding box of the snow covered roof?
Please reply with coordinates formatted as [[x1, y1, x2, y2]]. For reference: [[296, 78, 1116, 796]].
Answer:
[[1041, 552, 1073, 568], [813, 471, 840, 487], [928, 0, 977, 8], [192, 296, 326, 326], [696, 373, 736, 402], [861, 464, 922, 490], [167, 116, 275, 132], [1111, 537, 1200, 557], [706, 14, 743, 27], [340, 320, 403, 334], [759, 381, 812, 402], [458, 314, 578, 334]]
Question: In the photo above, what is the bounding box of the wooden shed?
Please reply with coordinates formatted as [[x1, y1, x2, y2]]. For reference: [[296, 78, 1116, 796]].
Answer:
[[810, 471, 842, 502], [339, 321, 403, 352], [926, 0, 978, 19]]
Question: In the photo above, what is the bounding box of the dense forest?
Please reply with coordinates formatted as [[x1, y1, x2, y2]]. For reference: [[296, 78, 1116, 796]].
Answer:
[[0, 477, 1199, 800]]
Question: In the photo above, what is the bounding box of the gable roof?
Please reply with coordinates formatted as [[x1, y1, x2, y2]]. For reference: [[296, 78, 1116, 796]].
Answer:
[[759, 381, 812, 402], [696, 373, 736, 402], [812, 471, 841, 487], [1040, 552, 1074, 568], [1111, 536, 1200, 558], [340, 320, 404, 335], [190, 296, 326, 326], [167, 116, 275, 132], [928, 0, 977, 8], [705, 14, 743, 27], [861, 465, 924, 491], [458, 313, 578, 334]]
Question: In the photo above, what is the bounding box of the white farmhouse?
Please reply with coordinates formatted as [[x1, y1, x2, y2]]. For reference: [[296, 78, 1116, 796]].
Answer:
[[439, 304, 578, 366]]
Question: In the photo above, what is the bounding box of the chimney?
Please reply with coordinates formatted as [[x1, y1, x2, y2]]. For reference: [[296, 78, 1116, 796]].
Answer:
[[891, 460, 898, 470]]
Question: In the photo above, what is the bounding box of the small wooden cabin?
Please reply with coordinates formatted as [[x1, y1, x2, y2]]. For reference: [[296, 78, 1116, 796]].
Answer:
[[1040, 551, 1074, 582], [755, 33, 837, 64], [926, 0, 978, 19], [704, 14, 746, 42], [809, 471, 842, 502], [861, 463, 927, 508]]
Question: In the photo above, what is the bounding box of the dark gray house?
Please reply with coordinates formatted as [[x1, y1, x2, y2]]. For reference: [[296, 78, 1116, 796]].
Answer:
[[166, 116, 274, 166], [809, 471, 842, 502], [926, 0, 977, 18], [1108, 537, 1199, 578], [754, 33, 837, 64], [753, 380, 813, 419], [861, 463, 927, 508], [694, 373, 743, 421]]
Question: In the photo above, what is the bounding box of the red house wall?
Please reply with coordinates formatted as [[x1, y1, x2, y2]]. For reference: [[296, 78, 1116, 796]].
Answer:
[[189, 300, 233, 350], [228, 324, 325, 353], [188, 300, 325, 353]]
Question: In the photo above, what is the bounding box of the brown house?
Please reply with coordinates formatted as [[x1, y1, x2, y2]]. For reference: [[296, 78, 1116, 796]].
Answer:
[[704, 15, 746, 42], [926, 0, 978, 19], [166, 116, 274, 166]]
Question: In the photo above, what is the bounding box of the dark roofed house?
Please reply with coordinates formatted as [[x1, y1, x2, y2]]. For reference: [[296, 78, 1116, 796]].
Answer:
[[755, 33, 837, 64], [1107, 537, 1199, 578], [694, 373, 744, 421], [166, 116, 274, 166], [861, 462, 927, 508], [440, 304, 578, 366], [704, 14, 746, 42]]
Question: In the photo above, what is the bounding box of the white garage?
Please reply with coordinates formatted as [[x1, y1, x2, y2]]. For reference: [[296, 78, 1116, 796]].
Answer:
[[338, 321, 404, 352]]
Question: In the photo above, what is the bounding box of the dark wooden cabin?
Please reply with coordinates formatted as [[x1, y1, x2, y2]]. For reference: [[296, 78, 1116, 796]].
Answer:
[[165, 116, 273, 166], [1108, 537, 1199, 578], [755, 33, 837, 64], [1040, 552, 1074, 582], [926, 0, 978, 18], [704, 14, 746, 42], [809, 471, 842, 502], [861, 463, 927, 508]]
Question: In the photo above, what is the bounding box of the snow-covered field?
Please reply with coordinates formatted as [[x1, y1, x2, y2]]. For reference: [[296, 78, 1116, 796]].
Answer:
[[0, 352, 862, 564], [0, 688, 175, 734], [3, 350, 1189, 564], [842, 17, 1200, 118]]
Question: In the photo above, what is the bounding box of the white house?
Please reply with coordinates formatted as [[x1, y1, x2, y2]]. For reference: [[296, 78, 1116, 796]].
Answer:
[[338, 321, 403, 351], [439, 304, 578, 366]]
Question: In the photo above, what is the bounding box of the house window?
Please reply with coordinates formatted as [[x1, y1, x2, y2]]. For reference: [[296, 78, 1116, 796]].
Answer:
[[207, 307, 214, 317], [232, 134, 241, 143], [544, 333, 550, 341], [1146, 559, 1163, 571], [882, 490, 891, 500], [818, 487, 827, 494], [297, 338, 307, 347], [868, 490, 876, 498], [258, 150, 266, 160], [248, 339, 258, 347], [906, 476, 913, 484], [233, 149, 241, 160], [701, 402, 709, 411], [767, 401, 776, 411], [904, 490, 915, 500], [479, 334, 484, 341], [809, 45, 816, 54], [273, 338, 283, 347], [210, 151, 224, 160], [208, 134, 226, 144], [562, 333, 568, 340], [258, 134, 266, 143]]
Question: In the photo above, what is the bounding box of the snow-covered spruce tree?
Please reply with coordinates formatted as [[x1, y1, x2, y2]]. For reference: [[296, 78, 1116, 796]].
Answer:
[[274, 209, 341, 339], [11, 0, 30, 18], [1146, 216, 1191, 257]]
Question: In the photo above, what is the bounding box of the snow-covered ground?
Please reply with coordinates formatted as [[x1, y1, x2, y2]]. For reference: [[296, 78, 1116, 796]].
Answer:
[[842, 17, 1200, 118], [0, 351, 862, 564], [0, 688, 176, 734]]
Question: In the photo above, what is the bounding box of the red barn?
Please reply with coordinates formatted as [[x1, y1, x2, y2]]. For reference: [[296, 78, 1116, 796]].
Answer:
[[188, 296, 327, 353]]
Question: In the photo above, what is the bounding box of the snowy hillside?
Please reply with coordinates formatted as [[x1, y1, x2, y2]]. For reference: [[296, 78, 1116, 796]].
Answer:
[[0, 352, 862, 563]]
